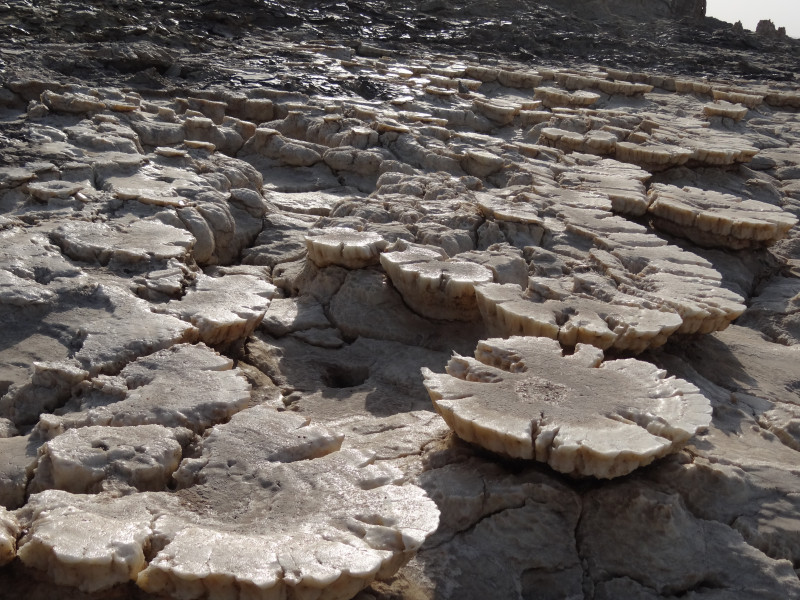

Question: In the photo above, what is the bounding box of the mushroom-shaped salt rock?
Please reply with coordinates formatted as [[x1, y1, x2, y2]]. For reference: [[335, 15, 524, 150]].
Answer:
[[534, 88, 600, 109], [703, 101, 748, 121], [380, 244, 493, 321], [614, 142, 692, 170], [422, 336, 711, 478], [305, 228, 388, 268], [476, 283, 683, 353], [647, 184, 798, 250]]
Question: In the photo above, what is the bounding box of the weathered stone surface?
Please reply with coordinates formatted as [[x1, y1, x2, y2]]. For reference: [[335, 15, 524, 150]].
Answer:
[[157, 273, 275, 346], [29, 425, 186, 494], [0, 507, 19, 567], [37, 343, 250, 437]]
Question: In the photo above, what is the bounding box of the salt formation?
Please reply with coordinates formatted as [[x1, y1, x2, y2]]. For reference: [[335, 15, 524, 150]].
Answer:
[[0, 508, 19, 567], [647, 184, 798, 249], [37, 343, 251, 437], [305, 228, 388, 268], [18, 409, 439, 598], [476, 282, 683, 353], [1, 1, 800, 596], [156, 273, 276, 346], [380, 244, 494, 321], [423, 336, 711, 478], [28, 425, 186, 494]]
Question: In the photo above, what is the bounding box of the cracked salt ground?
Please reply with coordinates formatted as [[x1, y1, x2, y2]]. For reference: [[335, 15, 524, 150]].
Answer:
[[1, 0, 800, 597]]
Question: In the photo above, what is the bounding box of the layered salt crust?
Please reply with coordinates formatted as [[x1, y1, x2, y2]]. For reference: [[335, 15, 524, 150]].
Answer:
[[1, 4, 800, 598]]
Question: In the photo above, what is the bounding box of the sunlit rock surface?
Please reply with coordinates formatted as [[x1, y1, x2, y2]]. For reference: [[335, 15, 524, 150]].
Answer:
[[29, 425, 187, 494], [1, 0, 799, 597], [17, 410, 439, 599], [423, 337, 711, 478]]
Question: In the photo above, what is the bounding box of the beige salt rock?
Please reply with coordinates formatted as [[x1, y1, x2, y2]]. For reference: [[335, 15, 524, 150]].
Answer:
[[156, 273, 275, 347], [38, 343, 249, 438], [422, 336, 711, 478], [675, 79, 712, 95], [267, 188, 354, 217], [40, 90, 105, 114], [712, 88, 764, 109], [241, 128, 323, 167], [622, 271, 746, 335], [764, 90, 800, 108], [140, 445, 439, 600], [539, 127, 586, 153], [72, 285, 199, 376], [703, 101, 748, 121], [26, 180, 85, 201], [596, 244, 747, 335], [0, 419, 17, 438], [305, 228, 388, 268], [380, 244, 494, 321], [464, 65, 498, 82], [174, 405, 343, 486], [456, 245, 528, 289], [534, 88, 600, 109], [14, 408, 437, 598], [476, 283, 683, 353], [476, 193, 546, 246], [461, 149, 505, 178], [0, 361, 89, 427], [28, 425, 185, 494], [16, 491, 160, 593], [0, 269, 56, 306], [496, 69, 542, 89], [472, 98, 518, 126], [323, 147, 383, 176], [0, 507, 19, 566], [51, 220, 195, 267], [647, 184, 798, 249], [554, 159, 651, 216], [261, 295, 331, 337], [614, 141, 692, 169]]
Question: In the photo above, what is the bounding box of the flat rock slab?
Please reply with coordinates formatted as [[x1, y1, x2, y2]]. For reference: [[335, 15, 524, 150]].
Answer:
[[38, 343, 251, 437], [51, 220, 195, 267], [648, 184, 798, 249], [29, 424, 187, 494], [423, 336, 711, 478], [157, 273, 275, 346], [18, 409, 439, 599]]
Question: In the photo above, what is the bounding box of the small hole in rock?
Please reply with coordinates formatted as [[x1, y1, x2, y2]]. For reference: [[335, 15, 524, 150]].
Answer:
[[322, 364, 369, 389]]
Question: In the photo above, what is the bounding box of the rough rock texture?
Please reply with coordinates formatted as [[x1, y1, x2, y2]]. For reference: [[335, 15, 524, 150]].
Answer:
[[1, 0, 799, 598]]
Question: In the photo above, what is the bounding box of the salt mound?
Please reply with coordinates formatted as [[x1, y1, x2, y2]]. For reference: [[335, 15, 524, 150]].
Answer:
[[423, 336, 711, 478]]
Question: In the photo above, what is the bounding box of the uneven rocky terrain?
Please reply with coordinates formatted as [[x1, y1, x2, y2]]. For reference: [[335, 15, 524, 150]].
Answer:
[[1, 1, 799, 599]]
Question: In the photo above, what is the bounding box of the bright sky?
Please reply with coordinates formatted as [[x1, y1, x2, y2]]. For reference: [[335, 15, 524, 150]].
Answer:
[[706, 0, 800, 39]]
